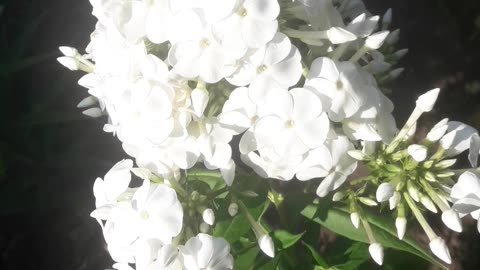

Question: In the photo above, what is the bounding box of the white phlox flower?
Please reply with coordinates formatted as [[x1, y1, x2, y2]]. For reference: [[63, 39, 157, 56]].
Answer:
[[450, 171, 480, 233], [297, 135, 357, 197], [179, 233, 234, 270], [251, 87, 330, 157], [226, 33, 303, 99], [440, 121, 480, 167], [213, 0, 280, 52], [93, 159, 134, 209], [306, 57, 367, 122]]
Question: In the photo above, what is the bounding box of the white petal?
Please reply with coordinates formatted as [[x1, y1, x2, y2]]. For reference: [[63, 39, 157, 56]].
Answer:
[[441, 209, 463, 232], [369, 243, 384, 265], [429, 237, 451, 264], [244, 0, 280, 21], [469, 133, 480, 167], [258, 234, 275, 258], [296, 114, 330, 149], [407, 144, 428, 162], [191, 88, 210, 118], [415, 88, 440, 112], [241, 18, 278, 48], [376, 183, 394, 202]]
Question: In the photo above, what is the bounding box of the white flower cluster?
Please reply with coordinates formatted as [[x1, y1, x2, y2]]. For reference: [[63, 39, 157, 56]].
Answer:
[[92, 159, 233, 270], [59, 0, 409, 267], [58, 0, 402, 193]]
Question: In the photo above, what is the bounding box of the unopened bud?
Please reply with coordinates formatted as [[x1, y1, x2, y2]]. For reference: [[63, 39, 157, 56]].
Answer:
[[369, 243, 384, 265], [382, 8, 392, 27], [435, 159, 457, 169], [228, 203, 239, 217], [424, 171, 437, 182], [241, 190, 259, 198], [426, 118, 449, 142], [82, 107, 103, 118], [407, 181, 420, 202], [77, 96, 97, 108], [57, 56, 80, 71], [389, 68, 404, 80], [393, 48, 408, 59], [366, 30, 390, 50], [389, 191, 401, 210], [332, 191, 345, 202], [191, 88, 209, 118], [386, 29, 400, 45], [350, 212, 360, 229], [416, 88, 440, 112], [258, 234, 275, 258], [202, 208, 215, 226], [348, 150, 369, 161], [441, 209, 462, 232], [407, 144, 428, 162], [376, 183, 394, 202], [359, 197, 378, 206], [420, 194, 437, 213], [429, 237, 452, 264], [59, 46, 79, 57], [395, 217, 407, 240]]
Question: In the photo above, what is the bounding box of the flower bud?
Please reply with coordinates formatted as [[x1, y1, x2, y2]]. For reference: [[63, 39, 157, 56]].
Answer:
[[389, 68, 404, 80], [332, 191, 345, 202], [348, 150, 369, 161], [350, 212, 360, 229], [59, 46, 79, 57], [434, 159, 456, 169], [382, 8, 392, 26], [393, 48, 408, 59], [404, 121, 417, 141], [386, 29, 400, 45], [416, 88, 440, 112], [469, 134, 480, 167], [395, 217, 407, 240], [424, 171, 437, 182], [407, 181, 420, 202], [57, 56, 80, 71], [202, 208, 215, 226], [82, 107, 103, 118], [199, 222, 210, 233], [389, 191, 401, 210], [359, 197, 378, 206], [258, 234, 275, 258], [376, 183, 394, 203], [369, 243, 384, 265], [228, 203, 239, 217], [420, 194, 437, 213], [365, 30, 390, 50], [407, 144, 428, 162], [426, 118, 449, 142], [441, 209, 463, 232], [77, 96, 97, 108], [326, 27, 357, 44], [429, 237, 452, 264], [191, 88, 209, 118]]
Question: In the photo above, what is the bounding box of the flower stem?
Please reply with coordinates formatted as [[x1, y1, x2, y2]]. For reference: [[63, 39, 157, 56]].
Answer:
[[403, 192, 437, 240]]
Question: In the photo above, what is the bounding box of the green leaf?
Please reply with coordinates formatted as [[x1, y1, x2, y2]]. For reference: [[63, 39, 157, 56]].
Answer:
[[301, 241, 329, 268], [301, 204, 447, 270], [186, 168, 225, 190], [234, 247, 259, 270], [214, 203, 264, 244], [273, 230, 305, 250]]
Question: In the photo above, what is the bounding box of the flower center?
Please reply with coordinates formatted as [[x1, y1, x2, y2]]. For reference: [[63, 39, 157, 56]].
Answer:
[[257, 64, 268, 74], [285, 119, 295, 128], [199, 38, 210, 49], [336, 79, 344, 90], [250, 115, 258, 124], [140, 210, 150, 220], [236, 6, 247, 17]]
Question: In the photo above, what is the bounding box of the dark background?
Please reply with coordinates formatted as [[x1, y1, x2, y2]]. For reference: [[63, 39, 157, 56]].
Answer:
[[0, 0, 479, 269]]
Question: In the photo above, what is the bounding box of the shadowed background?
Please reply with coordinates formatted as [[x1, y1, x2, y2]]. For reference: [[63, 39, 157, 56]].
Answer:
[[0, 0, 479, 269]]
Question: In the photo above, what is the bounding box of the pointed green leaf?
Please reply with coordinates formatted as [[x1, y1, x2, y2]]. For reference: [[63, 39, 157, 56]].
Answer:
[[301, 241, 329, 268], [272, 230, 305, 250], [301, 204, 447, 269]]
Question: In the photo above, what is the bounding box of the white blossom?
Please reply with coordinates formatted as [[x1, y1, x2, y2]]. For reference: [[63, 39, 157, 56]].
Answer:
[[180, 234, 234, 270]]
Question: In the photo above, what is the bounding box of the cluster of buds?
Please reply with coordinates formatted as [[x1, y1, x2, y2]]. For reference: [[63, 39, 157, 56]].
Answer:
[[334, 88, 480, 265]]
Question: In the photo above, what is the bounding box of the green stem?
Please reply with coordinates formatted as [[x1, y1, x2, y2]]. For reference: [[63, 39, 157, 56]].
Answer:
[[403, 192, 437, 240]]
